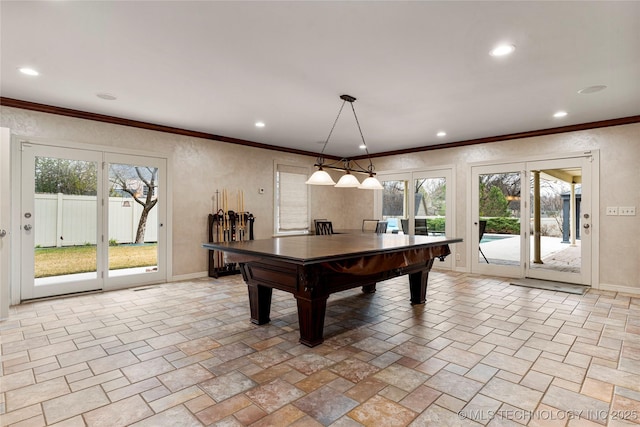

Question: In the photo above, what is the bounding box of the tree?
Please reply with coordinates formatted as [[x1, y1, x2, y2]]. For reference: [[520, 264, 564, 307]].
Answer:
[[382, 180, 405, 216], [480, 173, 520, 200], [479, 184, 510, 217], [416, 178, 446, 216], [109, 165, 158, 244], [35, 157, 97, 195]]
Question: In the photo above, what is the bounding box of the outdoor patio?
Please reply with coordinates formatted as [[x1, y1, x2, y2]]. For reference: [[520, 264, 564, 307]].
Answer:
[[480, 235, 582, 273]]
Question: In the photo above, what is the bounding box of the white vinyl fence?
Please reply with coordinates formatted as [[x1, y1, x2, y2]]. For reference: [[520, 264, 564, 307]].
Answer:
[[35, 193, 158, 247]]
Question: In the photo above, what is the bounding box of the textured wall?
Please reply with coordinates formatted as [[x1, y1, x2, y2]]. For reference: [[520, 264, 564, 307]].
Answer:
[[1, 107, 372, 277], [2, 107, 637, 292], [373, 123, 640, 291]]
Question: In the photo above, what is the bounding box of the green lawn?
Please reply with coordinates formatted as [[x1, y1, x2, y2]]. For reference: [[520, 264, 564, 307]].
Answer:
[[35, 244, 157, 278]]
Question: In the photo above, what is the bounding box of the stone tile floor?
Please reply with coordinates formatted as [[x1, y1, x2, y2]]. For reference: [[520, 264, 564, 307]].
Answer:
[[1, 271, 639, 426]]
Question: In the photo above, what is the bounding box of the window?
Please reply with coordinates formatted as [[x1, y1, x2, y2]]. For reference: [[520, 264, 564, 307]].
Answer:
[[275, 164, 309, 234]]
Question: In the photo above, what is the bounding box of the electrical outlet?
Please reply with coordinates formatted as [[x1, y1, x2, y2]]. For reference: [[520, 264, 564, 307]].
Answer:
[[606, 207, 618, 216], [619, 206, 636, 216], [455, 253, 461, 261]]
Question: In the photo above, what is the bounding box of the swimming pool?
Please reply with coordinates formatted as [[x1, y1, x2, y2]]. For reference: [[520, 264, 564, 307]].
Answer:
[[480, 234, 514, 244]]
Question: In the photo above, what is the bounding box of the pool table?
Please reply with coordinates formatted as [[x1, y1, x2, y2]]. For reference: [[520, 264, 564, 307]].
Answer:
[[203, 232, 462, 347]]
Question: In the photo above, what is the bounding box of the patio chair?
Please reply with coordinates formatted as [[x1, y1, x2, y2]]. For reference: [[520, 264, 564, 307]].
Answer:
[[313, 218, 327, 232], [414, 218, 428, 235], [479, 220, 489, 263], [315, 220, 334, 235], [400, 218, 429, 235], [375, 221, 388, 234], [362, 219, 379, 232]]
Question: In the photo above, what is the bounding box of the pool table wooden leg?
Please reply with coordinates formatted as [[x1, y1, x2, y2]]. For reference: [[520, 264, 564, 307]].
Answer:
[[362, 283, 377, 293], [247, 283, 272, 325], [295, 294, 329, 347], [408, 259, 435, 305]]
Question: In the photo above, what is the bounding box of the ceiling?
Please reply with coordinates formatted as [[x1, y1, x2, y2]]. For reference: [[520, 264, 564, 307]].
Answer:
[[1, 1, 639, 159]]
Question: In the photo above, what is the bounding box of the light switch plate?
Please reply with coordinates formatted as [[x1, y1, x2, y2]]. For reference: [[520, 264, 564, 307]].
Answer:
[[606, 207, 618, 216]]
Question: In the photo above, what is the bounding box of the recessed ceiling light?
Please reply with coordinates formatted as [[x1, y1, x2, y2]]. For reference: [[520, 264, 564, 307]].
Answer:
[[255, 121, 265, 128], [437, 131, 447, 137], [578, 85, 607, 94], [19, 67, 39, 76], [489, 44, 516, 57], [359, 144, 367, 150], [96, 93, 117, 101], [553, 111, 568, 118]]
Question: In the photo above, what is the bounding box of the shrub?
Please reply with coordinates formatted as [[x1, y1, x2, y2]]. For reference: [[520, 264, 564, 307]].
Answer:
[[483, 217, 520, 234], [426, 218, 446, 233]]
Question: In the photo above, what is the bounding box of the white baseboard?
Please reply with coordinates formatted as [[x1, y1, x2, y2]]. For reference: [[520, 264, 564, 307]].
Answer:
[[170, 271, 209, 282], [596, 282, 640, 296]]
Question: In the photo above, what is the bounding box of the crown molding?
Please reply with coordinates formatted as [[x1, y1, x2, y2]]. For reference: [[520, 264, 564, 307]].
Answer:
[[3, 97, 638, 162], [352, 115, 640, 160], [0, 97, 340, 160]]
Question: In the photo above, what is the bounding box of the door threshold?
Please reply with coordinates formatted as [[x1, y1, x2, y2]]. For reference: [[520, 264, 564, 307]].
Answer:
[[510, 278, 589, 295], [20, 288, 103, 304]]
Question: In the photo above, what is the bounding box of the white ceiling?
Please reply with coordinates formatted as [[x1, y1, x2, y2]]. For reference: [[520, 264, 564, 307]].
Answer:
[[1, 1, 639, 158]]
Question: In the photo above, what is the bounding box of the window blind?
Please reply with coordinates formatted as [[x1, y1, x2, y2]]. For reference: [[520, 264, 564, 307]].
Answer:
[[277, 165, 309, 232]]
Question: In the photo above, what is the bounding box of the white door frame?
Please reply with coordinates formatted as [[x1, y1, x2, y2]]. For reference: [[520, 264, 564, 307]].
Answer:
[[11, 136, 172, 303], [0, 128, 11, 318]]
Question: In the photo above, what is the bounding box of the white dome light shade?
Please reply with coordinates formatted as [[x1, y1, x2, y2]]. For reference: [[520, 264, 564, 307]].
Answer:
[[358, 176, 384, 190], [335, 172, 361, 188], [305, 169, 336, 185]]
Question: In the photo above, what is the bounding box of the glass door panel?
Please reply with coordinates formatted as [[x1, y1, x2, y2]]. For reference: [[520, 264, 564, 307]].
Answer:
[[472, 164, 524, 277], [105, 153, 166, 288], [381, 178, 408, 235], [414, 170, 453, 269], [414, 177, 446, 236], [108, 163, 158, 276], [21, 144, 103, 299], [526, 158, 589, 285]]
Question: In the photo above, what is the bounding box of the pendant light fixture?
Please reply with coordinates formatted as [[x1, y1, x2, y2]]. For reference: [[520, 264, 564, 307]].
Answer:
[[305, 95, 383, 190]]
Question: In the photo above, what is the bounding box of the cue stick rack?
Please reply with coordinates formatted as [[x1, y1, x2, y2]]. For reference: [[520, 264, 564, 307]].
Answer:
[[207, 189, 255, 278]]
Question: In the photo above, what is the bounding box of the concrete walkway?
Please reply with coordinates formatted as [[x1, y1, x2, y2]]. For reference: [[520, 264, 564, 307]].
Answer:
[[481, 234, 581, 272]]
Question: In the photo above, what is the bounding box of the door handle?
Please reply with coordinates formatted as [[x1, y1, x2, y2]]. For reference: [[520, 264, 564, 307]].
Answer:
[[24, 224, 32, 231], [583, 223, 590, 229], [0, 229, 6, 238]]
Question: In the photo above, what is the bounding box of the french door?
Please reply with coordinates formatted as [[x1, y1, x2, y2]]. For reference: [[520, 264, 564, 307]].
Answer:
[[375, 168, 455, 270], [20, 143, 166, 300], [1, 128, 11, 317], [471, 155, 592, 285], [525, 158, 590, 284]]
